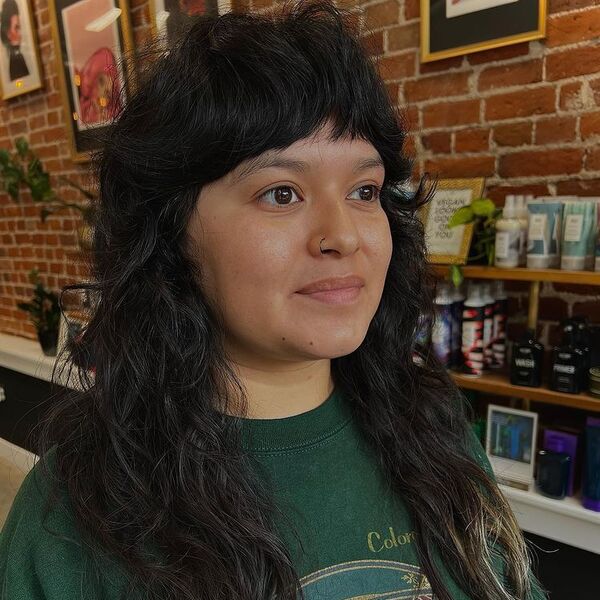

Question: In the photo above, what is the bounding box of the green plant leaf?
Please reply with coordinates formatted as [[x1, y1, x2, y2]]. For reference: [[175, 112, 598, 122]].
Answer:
[[15, 137, 29, 158], [448, 206, 474, 228], [471, 198, 496, 217], [450, 264, 464, 288]]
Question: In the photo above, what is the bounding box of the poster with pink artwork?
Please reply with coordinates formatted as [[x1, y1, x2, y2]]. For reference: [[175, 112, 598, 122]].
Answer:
[[49, 0, 135, 162]]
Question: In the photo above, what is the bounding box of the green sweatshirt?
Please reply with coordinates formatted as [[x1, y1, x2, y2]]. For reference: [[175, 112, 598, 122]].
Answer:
[[1, 386, 548, 599]]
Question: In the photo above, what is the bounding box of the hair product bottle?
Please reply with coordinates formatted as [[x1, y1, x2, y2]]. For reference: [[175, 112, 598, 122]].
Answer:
[[481, 283, 495, 370], [516, 195, 529, 267], [461, 282, 486, 377], [491, 280, 508, 369], [495, 195, 521, 268], [550, 320, 585, 394], [432, 282, 452, 368], [450, 283, 465, 370], [510, 328, 544, 387]]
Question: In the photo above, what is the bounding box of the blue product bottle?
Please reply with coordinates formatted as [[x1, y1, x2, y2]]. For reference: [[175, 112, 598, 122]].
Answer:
[[432, 282, 452, 368]]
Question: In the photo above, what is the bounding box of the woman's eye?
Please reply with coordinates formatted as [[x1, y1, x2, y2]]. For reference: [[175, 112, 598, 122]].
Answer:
[[257, 184, 382, 208], [348, 185, 381, 202], [258, 186, 300, 207]]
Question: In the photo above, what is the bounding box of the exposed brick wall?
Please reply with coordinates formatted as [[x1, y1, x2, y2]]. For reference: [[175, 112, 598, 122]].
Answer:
[[1, 0, 599, 350]]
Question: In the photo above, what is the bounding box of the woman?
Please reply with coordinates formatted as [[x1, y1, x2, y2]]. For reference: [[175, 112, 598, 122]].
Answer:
[[0, 1, 548, 599]]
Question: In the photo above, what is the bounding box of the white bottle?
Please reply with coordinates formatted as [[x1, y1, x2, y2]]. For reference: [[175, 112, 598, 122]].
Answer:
[[516, 195, 529, 267], [481, 283, 495, 370], [495, 195, 521, 268], [461, 282, 486, 377]]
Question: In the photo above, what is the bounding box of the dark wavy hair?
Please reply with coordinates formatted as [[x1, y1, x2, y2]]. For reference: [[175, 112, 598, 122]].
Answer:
[[34, 1, 545, 599]]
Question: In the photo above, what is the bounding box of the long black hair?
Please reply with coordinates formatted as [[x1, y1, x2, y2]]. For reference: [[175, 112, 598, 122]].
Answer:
[[35, 1, 545, 599]]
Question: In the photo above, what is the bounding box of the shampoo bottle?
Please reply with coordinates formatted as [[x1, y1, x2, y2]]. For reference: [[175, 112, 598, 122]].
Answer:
[[495, 195, 521, 268], [461, 282, 486, 377], [510, 328, 544, 387]]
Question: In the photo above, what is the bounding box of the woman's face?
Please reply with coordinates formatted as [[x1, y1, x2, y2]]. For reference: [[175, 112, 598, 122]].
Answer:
[[186, 122, 393, 369]]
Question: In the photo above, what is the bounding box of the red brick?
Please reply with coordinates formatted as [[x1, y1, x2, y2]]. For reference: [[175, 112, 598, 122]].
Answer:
[[586, 148, 600, 171], [498, 149, 583, 177], [581, 112, 600, 140], [419, 56, 463, 75], [572, 300, 600, 322], [547, 45, 600, 81], [388, 23, 419, 52], [467, 43, 529, 65], [538, 297, 569, 321], [404, 71, 470, 102], [404, 0, 419, 20], [535, 116, 576, 145], [365, 0, 399, 29], [493, 122, 532, 147], [421, 131, 451, 153], [385, 82, 399, 104], [478, 60, 542, 92], [362, 30, 384, 56], [559, 81, 584, 111], [485, 87, 555, 121], [454, 128, 490, 153], [376, 52, 416, 80], [422, 99, 480, 128], [547, 8, 600, 48], [549, 0, 597, 12], [424, 155, 495, 178], [486, 185, 550, 205], [556, 178, 600, 196]]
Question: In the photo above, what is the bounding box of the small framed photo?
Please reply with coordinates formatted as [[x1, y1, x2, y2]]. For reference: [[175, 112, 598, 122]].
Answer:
[[149, 0, 231, 50], [420, 177, 484, 265], [420, 0, 547, 63], [0, 0, 44, 100], [48, 0, 136, 163], [486, 404, 539, 491]]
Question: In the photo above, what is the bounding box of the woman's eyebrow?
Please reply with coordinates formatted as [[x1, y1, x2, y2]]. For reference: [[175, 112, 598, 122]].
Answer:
[[231, 154, 384, 185]]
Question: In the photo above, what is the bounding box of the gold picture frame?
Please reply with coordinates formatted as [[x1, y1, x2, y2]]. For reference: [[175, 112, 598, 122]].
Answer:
[[0, 0, 44, 100], [48, 0, 137, 163], [420, 0, 547, 63], [419, 177, 485, 265]]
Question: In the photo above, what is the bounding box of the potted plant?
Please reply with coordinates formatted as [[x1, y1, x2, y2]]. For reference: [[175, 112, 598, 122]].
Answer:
[[16, 268, 61, 356], [446, 196, 501, 287], [0, 137, 96, 251]]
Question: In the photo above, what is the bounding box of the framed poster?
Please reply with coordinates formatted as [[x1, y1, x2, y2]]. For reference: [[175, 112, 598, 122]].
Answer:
[[0, 0, 43, 100], [420, 0, 547, 63], [420, 177, 484, 265], [48, 0, 136, 163], [149, 0, 231, 49], [486, 404, 538, 491]]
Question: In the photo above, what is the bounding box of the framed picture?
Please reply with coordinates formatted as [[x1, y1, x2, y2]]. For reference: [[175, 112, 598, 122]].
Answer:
[[486, 404, 538, 491], [149, 0, 231, 49], [420, 177, 484, 265], [48, 0, 136, 163], [0, 0, 43, 100], [420, 0, 547, 63]]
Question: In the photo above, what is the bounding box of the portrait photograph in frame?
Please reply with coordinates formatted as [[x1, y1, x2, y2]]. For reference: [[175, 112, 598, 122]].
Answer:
[[149, 0, 231, 49], [420, 177, 485, 265], [0, 0, 43, 100], [48, 0, 136, 163], [420, 0, 547, 63]]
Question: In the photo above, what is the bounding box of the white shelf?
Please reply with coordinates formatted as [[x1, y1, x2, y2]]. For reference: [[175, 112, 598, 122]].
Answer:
[[0, 332, 88, 390], [500, 483, 600, 554]]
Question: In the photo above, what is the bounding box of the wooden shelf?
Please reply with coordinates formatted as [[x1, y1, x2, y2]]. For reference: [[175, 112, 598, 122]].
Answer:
[[433, 264, 600, 285], [451, 371, 600, 412]]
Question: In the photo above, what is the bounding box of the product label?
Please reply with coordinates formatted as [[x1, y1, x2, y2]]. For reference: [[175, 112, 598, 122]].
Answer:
[[563, 214, 583, 242], [515, 358, 535, 368], [528, 214, 547, 241], [495, 231, 509, 259], [554, 364, 576, 374]]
